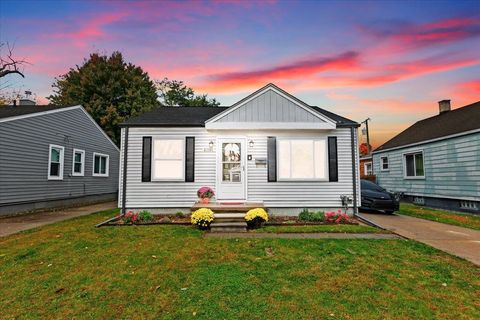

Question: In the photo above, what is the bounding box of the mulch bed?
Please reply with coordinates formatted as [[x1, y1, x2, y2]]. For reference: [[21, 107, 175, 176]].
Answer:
[[265, 216, 359, 226]]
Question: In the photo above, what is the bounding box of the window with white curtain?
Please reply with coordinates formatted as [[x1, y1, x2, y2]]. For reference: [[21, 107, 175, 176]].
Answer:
[[152, 139, 184, 180], [278, 139, 327, 180]]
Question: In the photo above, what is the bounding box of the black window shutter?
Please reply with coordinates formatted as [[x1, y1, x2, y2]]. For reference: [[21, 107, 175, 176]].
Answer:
[[185, 137, 195, 182], [328, 136, 338, 182], [267, 137, 277, 182], [142, 137, 152, 182]]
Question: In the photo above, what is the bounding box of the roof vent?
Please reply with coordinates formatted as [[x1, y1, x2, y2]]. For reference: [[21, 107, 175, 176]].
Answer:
[[438, 99, 451, 114]]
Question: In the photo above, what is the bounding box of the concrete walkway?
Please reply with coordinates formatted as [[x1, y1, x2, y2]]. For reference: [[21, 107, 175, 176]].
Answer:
[[360, 212, 480, 265], [0, 202, 117, 237], [205, 232, 401, 239]]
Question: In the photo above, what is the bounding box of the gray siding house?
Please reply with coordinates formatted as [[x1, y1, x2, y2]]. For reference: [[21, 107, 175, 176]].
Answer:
[[119, 84, 360, 215], [0, 104, 120, 215], [373, 100, 480, 213]]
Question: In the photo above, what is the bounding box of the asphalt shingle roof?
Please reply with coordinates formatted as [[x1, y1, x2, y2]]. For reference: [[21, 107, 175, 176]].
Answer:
[[374, 101, 480, 152], [0, 105, 74, 120]]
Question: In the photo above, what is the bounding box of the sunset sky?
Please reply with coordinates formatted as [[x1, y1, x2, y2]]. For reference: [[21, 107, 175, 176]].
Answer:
[[1, 0, 479, 147]]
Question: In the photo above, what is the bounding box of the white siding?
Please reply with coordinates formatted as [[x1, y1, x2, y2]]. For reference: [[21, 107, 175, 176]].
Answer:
[[120, 127, 359, 211]]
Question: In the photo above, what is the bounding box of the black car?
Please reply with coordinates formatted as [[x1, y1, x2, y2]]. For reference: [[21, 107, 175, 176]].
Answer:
[[360, 179, 399, 213]]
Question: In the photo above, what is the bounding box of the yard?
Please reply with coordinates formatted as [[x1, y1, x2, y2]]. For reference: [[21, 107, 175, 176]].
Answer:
[[1, 209, 479, 319], [398, 203, 480, 230]]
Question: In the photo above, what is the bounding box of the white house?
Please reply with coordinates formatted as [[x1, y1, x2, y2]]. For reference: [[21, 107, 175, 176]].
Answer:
[[118, 84, 360, 215]]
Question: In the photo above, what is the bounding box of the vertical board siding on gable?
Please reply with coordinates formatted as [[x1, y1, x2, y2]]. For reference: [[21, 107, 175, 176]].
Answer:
[[373, 133, 480, 200], [121, 127, 358, 208], [0, 108, 119, 205], [217, 90, 322, 123]]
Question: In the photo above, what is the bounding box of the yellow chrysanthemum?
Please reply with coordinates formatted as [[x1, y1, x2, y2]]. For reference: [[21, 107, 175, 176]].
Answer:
[[245, 208, 268, 222], [191, 208, 214, 226]]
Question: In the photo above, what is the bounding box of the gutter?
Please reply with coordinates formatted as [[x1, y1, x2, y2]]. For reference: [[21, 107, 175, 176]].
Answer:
[[121, 127, 129, 214], [350, 127, 358, 216]]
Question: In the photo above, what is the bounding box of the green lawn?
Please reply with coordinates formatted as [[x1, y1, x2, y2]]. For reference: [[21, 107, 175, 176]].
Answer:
[[398, 203, 480, 230], [255, 224, 389, 233], [1, 209, 479, 319]]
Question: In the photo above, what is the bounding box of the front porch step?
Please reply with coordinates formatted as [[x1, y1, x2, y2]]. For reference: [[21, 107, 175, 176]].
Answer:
[[210, 221, 247, 233]]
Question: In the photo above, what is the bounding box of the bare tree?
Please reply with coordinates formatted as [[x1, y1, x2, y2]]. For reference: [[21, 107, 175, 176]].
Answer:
[[0, 42, 28, 79]]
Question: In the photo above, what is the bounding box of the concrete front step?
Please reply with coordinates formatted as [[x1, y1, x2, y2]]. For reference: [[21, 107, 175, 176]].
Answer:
[[210, 226, 247, 233], [210, 221, 248, 233], [214, 213, 245, 218]]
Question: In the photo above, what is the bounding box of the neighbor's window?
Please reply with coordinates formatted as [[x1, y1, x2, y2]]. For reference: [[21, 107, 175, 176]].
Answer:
[[72, 149, 85, 176], [48, 144, 64, 180], [278, 139, 327, 180], [404, 151, 424, 178], [380, 156, 389, 171], [152, 139, 184, 180], [93, 153, 109, 177], [364, 162, 373, 176]]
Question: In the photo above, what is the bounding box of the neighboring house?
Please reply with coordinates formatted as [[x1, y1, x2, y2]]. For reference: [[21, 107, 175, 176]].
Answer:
[[373, 100, 480, 213], [0, 102, 120, 216], [119, 84, 360, 215], [359, 155, 373, 179]]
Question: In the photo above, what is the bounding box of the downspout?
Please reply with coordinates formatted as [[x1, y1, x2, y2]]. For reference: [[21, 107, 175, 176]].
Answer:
[[121, 127, 129, 214], [350, 126, 358, 216]]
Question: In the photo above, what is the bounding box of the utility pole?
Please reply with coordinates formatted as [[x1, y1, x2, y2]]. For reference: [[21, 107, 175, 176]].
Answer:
[[361, 118, 371, 155]]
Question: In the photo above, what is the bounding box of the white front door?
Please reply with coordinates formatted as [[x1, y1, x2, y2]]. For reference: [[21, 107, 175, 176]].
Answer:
[[216, 138, 246, 200]]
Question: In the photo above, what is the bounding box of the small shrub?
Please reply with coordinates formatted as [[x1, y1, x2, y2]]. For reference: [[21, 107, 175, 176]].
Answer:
[[122, 210, 139, 224], [298, 209, 325, 222], [245, 208, 269, 229], [191, 208, 214, 230], [138, 210, 153, 222], [324, 210, 351, 224], [175, 211, 185, 218]]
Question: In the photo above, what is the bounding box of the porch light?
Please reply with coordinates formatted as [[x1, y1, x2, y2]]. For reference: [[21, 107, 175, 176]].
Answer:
[[249, 140, 254, 148], [209, 140, 214, 148]]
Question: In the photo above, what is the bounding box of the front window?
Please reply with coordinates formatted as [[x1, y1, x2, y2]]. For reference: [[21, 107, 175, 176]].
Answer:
[[278, 139, 327, 180], [48, 145, 64, 180], [364, 162, 373, 176], [380, 156, 389, 171], [72, 149, 85, 176], [404, 151, 424, 178], [152, 139, 184, 180], [93, 153, 109, 177]]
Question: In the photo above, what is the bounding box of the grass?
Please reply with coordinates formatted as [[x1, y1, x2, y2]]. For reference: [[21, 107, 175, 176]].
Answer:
[[398, 203, 480, 230], [254, 224, 389, 233], [0, 209, 479, 319]]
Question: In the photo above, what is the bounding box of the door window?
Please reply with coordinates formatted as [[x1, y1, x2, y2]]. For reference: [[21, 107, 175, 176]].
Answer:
[[222, 142, 241, 183]]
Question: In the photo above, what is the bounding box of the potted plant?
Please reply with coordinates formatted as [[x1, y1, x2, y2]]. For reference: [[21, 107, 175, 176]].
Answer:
[[191, 208, 214, 230], [245, 208, 269, 229], [197, 186, 215, 204]]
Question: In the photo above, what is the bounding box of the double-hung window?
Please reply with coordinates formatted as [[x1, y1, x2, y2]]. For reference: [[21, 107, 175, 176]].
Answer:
[[48, 144, 64, 180], [404, 151, 424, 178], [364, 162, 373, 176], [72, 149, 85, 176], [278, 138, 328, 180], [93, 153, 109, 177], [380, 156, 389, 171], [152, 138, 184, 180]]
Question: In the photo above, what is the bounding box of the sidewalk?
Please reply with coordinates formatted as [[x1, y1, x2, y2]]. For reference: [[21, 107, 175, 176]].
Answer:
[[0, 202, 117, 237], [360, 212, 480, 266]]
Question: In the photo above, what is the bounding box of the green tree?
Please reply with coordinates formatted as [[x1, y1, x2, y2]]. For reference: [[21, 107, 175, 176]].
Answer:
[[48, 52, 158, 144], [156, 78, 219, 107]]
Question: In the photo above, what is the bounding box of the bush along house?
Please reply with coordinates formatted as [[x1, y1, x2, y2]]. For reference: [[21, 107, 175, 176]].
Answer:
[[0, 102, 120, 216], [373, 100, 480, 214], [118, 84, 360, 217]]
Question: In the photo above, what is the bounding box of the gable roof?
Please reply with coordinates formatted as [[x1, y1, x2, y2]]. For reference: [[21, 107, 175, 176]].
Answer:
[[0, 105, 75, 120], [122, 84, 358, 128], [374, 101, 480, 153], [0, 105, 119, 151]]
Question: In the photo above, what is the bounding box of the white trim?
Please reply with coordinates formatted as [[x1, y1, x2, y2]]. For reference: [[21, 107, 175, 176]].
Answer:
[[380, 156, 389, 171], [0, 105, 120, 152], [372, 128, 480, 154], [276, 137, 329, 182], [93, 152, 110, 177], [48, 144, 64, 180], [72, 149, 85, 176], [206, 121, 335, 130], [402, 150, 425, 179], [363, 161, 373, 176], [205, 84, 336, 126], [151, 137, 185, 182]]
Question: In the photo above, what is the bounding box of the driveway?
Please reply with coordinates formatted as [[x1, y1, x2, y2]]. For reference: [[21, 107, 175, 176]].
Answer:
[[360, 211, 480, 266], [0, 202, 117, 237]]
